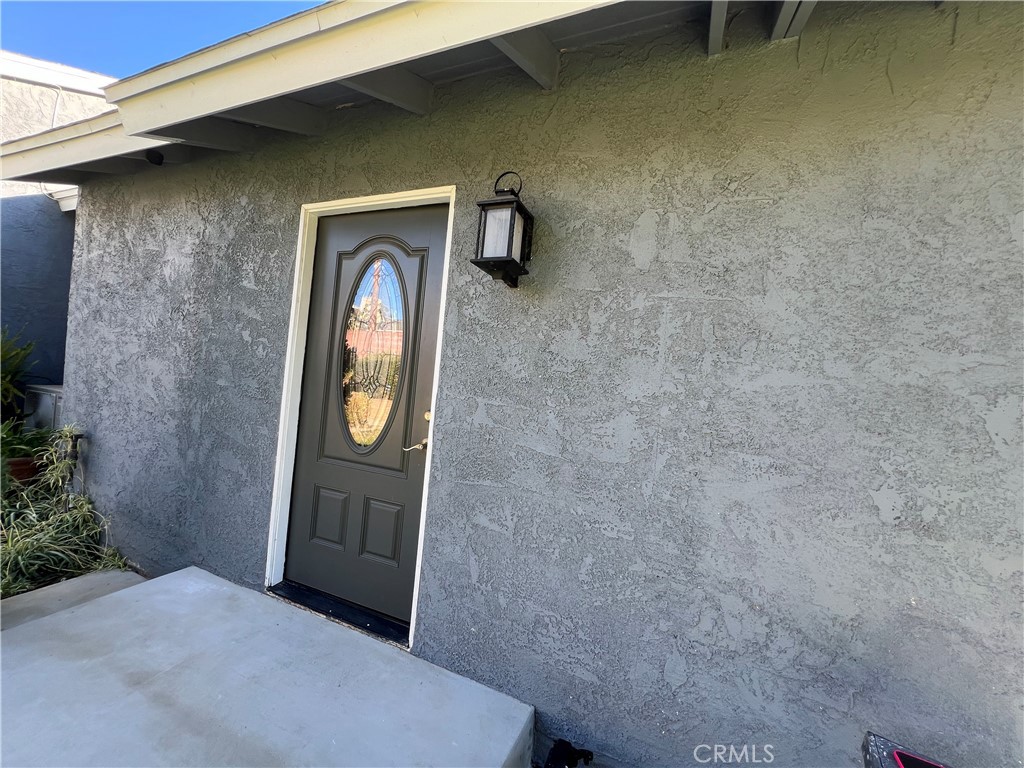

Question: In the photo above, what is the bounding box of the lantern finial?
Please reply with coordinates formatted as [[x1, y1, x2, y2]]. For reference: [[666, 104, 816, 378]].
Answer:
[[493, 171, 523, 197]]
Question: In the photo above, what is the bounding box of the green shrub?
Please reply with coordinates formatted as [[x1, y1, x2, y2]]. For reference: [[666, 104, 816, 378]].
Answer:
[[1, 427, 127, 597], [1, 329, 34, 421], [1, 418, 52, 460]]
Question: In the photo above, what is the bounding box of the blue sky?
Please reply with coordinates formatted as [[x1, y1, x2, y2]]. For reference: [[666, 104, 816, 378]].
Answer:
[[0, 1, 323, 78]]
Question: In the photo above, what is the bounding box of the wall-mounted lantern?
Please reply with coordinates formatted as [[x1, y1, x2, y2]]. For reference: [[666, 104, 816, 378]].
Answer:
[[471, 171, 535, 288]]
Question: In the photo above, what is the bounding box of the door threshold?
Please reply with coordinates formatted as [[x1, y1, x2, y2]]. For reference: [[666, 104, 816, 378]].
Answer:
[[267, 580, 409, 646]]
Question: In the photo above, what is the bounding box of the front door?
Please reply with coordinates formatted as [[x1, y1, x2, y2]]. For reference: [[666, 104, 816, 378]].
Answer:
[[284, 204, 448, 624]]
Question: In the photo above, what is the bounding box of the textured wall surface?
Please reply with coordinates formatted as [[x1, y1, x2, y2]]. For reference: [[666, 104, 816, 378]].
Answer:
[[1, 75, 111, 383], [0, 77, 111, 146], [63, 3, 1022, 766], [1, 193, 75, 384]]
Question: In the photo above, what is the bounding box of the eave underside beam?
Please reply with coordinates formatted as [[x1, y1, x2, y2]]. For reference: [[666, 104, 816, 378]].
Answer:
[[491, 27, 560, 90], [771, 0, 817, 40], [342, 68, 434, 115], [708, 1, 728, 56]]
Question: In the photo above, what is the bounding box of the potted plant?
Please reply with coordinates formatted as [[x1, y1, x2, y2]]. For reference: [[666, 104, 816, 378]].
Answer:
[[2, 419, 52, 486], [1, 330, 48, 487], [2, 426, 126, 597]]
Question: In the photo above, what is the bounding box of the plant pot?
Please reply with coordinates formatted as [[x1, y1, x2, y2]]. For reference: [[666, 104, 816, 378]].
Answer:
[[7, 457, 39, 484]]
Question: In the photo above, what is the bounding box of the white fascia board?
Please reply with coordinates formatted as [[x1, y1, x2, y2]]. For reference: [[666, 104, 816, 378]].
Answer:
[[1, 110, 122, 153], [104, 1, 406, 103], [110, 0, 617, 136], [0, 112, 172, 180], [0, 51, 115, 95]]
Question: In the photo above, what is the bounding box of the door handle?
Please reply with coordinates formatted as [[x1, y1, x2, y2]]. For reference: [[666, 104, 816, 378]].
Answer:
[[403, 439, 428, 452]]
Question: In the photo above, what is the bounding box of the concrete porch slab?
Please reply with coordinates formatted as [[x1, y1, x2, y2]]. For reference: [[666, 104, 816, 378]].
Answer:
[[1, 569, 146, 631], [1, 567, 533, 767]]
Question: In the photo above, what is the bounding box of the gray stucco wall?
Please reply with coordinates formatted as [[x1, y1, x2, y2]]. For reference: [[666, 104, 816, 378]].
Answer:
[[63, 3, 1022, 766], [1, 74, 111, 384], [1, 193, 75, 384], [0, 76, 111, 141]]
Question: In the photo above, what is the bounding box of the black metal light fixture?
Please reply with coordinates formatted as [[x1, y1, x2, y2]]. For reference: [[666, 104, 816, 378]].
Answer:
[[471, 171, 535, 288]]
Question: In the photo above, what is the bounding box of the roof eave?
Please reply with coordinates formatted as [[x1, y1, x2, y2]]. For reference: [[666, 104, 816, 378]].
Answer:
[[107, 0, 616, 137], [1, 112, 174, 184], [1, 0, 615, 181]]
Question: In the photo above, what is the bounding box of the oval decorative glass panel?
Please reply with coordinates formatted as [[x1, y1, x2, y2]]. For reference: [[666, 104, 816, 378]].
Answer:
[[341, 257, 405, 448]]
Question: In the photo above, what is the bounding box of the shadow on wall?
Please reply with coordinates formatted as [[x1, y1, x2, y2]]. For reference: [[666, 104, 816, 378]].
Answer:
[[0, 193, 75, 386]]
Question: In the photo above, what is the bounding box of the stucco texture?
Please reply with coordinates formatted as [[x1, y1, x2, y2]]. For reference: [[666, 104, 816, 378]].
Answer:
[[63, 3, 1022, 766], [1, 75, 111, 384], [0, 77, 111, 146], [1, 192, 76, 384]]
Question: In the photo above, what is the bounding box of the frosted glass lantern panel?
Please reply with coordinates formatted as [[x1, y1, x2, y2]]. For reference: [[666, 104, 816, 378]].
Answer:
[[481, 206, 513, 261], [511, 211, 524, 264]]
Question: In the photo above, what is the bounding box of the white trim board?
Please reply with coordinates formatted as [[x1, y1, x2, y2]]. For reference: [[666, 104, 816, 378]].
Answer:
[[265, 185, 457, 651], [108, 1, 614, 135], [0, 51, 115, 95], [0, 112, 169, 182], [47, 186, 80, 212], [1, 1, 617, 180]]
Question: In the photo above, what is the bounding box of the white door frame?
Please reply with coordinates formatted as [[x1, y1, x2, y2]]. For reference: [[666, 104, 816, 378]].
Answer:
[[265, 185, 457, 648]]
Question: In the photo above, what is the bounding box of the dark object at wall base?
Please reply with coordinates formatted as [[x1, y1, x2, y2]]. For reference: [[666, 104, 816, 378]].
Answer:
[[863, 731, 953, 768], [545, 739, 594, 768]]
